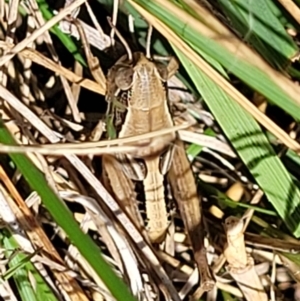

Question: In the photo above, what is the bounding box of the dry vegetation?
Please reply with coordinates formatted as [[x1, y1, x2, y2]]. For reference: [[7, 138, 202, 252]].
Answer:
[[0, 0, 300, 300]]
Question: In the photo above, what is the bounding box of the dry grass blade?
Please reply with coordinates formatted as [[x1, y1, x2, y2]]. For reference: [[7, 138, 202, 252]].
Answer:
[[58, 18, 111, 50], [59, 191, 143, 297], [84, 1, 105, 37], [0, 0, 87, 67], [0, 42, 105, 94], [2, 0, 300, 299], [223, 217, 268, 301], [0, 167, 89, 300], [0, 143, 138, 155], [277, 0, 300, 25], [25, 0, 82, 122], [110, 0, 119, 44], [73, 19, 106, 88], [178, 130, 236, 158], [176, 0, 300, 105]]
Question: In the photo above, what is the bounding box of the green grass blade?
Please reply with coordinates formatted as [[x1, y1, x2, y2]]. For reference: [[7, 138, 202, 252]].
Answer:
[[0, 120, 137, 301], [186, 128, 216, 159], [132, 0, 300, 121], [198, 180, 276, 216], [36, 0, 86, 66], [2, 248, 39, 281], [217, 0, 298, 68], [0, 229, 51, 301], [173, 47, 300, 237]]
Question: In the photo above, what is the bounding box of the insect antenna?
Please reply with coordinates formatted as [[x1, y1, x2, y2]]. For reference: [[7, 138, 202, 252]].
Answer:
[[146, 24, 153, 59], [107, 17, 133, 62]]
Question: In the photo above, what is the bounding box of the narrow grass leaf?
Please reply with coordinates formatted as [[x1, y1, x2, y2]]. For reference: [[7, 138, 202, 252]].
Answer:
[[199, 180, 276, 216], [2, 248, 39, 281], [0, 120, 137, 301], [174, 47, 300, 237], [131, 0, 300, 121], [217, 0, 298, 68], [36, 0, 86, 66], [1, 229, 40, 301]]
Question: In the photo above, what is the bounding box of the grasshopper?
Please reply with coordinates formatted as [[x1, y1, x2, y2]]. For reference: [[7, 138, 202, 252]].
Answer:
[[101, 47, 215, 290]]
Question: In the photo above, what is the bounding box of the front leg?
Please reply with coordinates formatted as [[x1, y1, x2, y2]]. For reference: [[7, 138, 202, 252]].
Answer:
[[167, 139, 215, 291]]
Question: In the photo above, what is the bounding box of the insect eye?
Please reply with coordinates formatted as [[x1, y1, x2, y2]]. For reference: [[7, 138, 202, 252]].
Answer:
[[155, 63, 169, 82], [115, 66, 134, 90]]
